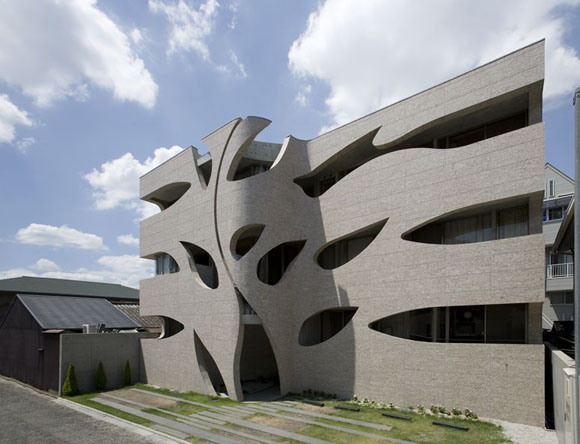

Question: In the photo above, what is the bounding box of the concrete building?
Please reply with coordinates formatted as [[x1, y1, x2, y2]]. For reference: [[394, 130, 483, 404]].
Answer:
[[139, 41, 546, 425], [542, 164, 575, 329]]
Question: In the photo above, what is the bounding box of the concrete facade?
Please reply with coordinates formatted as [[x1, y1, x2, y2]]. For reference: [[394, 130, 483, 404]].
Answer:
[[140, 41, 546, 425], [543, 164, 575, 328]]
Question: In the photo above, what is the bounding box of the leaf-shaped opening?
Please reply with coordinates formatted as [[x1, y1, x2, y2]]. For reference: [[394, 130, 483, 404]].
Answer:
[[154, 253, 180, 275], [299, 307, 358, 346], [316, 219, 387, 270], [231, 224, 265, 259], [158, 316, 184, 339], [229, 141, 283, 181], [194, 331, 227, 395], [257, 240, 306, 285], [181, 242, 219, 289], [195, 152, 212, 188], [143, 182, 191, 210], [402, 200, 529, 244], [294, 97, 528, 198], [369, 304, 527, 344]]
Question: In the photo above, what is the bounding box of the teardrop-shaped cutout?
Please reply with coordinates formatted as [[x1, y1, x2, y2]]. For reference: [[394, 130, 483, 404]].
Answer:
[[195, 152, 212, 189], [231, 224, 265, 259], [299, 307, 358, 346], [194, 331, 227, 395], [143, 182, 191, 210], [181, 242, 219, 289], [316, 219, 387, 270], [257, 240, 306, 285], [369, 304, 527, 344], [158, 316, 184, 339], [402, 201, 529, 244]]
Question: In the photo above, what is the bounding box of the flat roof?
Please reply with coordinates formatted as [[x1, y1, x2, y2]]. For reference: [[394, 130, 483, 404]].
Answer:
[[0, 276, 138, 301]]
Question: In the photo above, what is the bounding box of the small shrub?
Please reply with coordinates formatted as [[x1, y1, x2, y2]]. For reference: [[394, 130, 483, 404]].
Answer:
[[464, 408, 478, 420], [62, 364, 79, 396], [417, 404, 425, 413], [452, 407, 462, 416], [430, 404, 439, 414], [95, 361, 107, 391], [124, 360, 132, 386]]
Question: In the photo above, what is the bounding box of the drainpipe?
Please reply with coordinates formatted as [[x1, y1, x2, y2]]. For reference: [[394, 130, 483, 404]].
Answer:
[[574, 87, 580, 444]]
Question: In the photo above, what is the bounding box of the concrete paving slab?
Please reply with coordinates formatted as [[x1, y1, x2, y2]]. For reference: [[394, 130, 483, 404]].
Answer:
[[201, 411, 332, 444], [93, 397, 241, 444], [189, 413, 227, 425], [151, 425, 189, 440], [263, 403, 392, 431]]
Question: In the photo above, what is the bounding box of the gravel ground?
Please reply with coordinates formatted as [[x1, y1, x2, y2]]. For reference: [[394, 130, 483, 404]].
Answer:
[[0, 378, 171, 444], [489, 418, 558, 444]]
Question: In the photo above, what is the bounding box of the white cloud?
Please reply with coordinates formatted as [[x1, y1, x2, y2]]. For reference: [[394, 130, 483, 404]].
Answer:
[[15, 137, 36, 153], [0, 255, 153, 289], [0, 95, 34, 144], [295, 84, 312, 107], [117, 234, 140, 247], [0, 0, 158, 109], [149, 0, 219, 60], [84, 146, 183, 218], [16, 223, 107, 251], [129, 28, 144, 47], [289, 0, 580, 128], [33, 258, 61, 272]]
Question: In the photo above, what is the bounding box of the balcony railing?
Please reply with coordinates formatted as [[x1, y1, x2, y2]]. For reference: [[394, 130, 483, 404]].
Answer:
[[547, 263, 574, 279]]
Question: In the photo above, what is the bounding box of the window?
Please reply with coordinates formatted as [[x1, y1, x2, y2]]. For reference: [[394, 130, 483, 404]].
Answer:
[[548, 179, 555, 198], [497, 206, 528, 239], [551, 292, 574, 305], [443, 213, 493, 244], [299, 308, 358, 346], [370, 304, 527, 344], [155, 254, 179, 275]]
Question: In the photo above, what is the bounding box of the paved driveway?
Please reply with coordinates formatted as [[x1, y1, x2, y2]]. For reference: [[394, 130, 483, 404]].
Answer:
[[0, 378, 170, 444]]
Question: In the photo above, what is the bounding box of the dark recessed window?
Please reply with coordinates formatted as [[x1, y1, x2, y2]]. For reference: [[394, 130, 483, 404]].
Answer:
[[155, 254, 179, 275], [299, 308, 358, 346]]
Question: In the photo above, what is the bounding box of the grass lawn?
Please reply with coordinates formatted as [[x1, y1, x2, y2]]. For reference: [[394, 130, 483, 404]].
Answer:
[[64, 385, 512, 444]]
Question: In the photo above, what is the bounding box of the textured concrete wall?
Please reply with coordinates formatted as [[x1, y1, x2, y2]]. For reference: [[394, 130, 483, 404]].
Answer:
[[548, 344, 575, 444], [59, 332, 154, 394], [140, 41, 546, 425]]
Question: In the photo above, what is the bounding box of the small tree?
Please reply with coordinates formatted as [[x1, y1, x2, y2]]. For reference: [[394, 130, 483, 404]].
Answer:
[[95, 361, 107, 391], [124, 360, 132, 386], [62, 364, 79, 396]]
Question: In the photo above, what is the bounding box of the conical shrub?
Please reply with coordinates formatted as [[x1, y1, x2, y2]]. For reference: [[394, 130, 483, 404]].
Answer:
[[62, 364, 79, 396], [124, 360, 132, 386], [95, 361, 107, 391]]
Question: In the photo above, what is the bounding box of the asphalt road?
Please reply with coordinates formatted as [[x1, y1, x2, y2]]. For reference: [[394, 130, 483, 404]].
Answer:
[[0, 378, 170, 444]]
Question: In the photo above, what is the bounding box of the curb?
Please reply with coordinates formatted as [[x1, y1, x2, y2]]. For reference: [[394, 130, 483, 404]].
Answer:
[[55, 397, 191, 444]]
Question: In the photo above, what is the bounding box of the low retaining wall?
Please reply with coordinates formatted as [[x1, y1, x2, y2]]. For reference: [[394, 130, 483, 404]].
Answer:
[[59, 332, 156, 395], [547, 343, 576, 444]]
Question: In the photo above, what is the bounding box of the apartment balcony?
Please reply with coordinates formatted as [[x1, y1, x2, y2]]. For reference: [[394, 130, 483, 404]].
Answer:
[[546, 263, 574, 292]]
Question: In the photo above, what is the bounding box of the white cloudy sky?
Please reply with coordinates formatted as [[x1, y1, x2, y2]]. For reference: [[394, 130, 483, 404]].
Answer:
[[0, 0, 579, 288]]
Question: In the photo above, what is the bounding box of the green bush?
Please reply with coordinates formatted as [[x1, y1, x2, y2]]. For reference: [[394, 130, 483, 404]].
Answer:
[[62, 364, 79, 396], [95, 361, 107, 391], [124, 360, 132, 386]]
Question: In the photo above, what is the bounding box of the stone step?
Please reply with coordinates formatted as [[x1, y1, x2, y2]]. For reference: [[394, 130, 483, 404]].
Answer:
[[151, 424, 189, 440]]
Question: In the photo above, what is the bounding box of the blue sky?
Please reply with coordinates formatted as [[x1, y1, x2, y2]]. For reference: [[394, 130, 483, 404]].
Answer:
[[0, 0, 579, 287]]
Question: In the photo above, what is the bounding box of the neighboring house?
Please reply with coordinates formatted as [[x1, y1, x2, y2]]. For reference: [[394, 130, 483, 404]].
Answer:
[[0, 276, 139, 321], [0, 294, 139, 392], [139, 41, 546, 425], [543, 164, 575, 329], [114, 303, 163, 335]]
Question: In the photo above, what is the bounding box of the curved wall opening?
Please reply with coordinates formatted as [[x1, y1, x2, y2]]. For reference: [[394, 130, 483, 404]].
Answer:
[[231, 224, 265, 259], [181, 242, 218, 289], [299, 307, 358, 346], [257, 240, 306, 285], [195, 153, 212, 188], [294, 95, 529, 198], [155, 253, 180, 275], [370, 304, 528, 344], [239, 323, 280, 400], [316, 219, 387, 270], [194, 332, 227, 395], [228, 141, 282, 181], [158, 316, 184, 339], [143, 182, 191, 210], [403, 201, 529, 245]]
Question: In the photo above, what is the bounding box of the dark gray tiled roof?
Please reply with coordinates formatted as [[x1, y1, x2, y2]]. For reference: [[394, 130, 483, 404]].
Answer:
[[114, 304, 163, 329], [18, 294, 139, 330], [0, 276, 138, 300]]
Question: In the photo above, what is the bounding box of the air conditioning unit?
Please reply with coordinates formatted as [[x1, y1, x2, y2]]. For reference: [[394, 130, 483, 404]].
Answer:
[[82, 324, 98, 334]]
